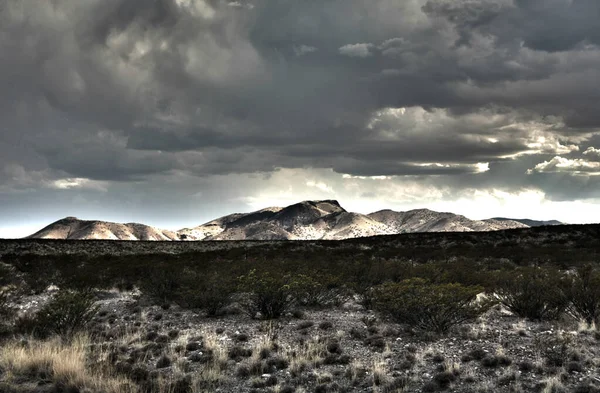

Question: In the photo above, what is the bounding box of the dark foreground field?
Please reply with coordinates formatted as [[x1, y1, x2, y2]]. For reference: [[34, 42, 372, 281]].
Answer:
[[1, 225, 600, 393]]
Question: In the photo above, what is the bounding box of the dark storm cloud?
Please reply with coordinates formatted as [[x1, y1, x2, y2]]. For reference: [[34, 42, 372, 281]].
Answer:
[[1, 0, 600, 202], [422, 0, 600, 52]]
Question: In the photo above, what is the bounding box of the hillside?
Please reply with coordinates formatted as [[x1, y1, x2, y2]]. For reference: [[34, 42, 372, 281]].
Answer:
[[26, 217, 179, 241], [491, 217, 564, 227], [25, 200, 551, 241]]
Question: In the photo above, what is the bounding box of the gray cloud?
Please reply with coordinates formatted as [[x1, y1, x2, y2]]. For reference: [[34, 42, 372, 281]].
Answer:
[[339, 43, 374, 58], [2, 0, 600, 227], [527, 156, 600, 175]]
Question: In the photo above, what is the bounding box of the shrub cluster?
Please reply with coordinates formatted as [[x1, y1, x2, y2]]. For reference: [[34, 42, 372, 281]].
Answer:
[[564, 265, 600, 326], [0, 288, 15, 335], [138, 264, 182, 303], [5, 240, 600, 327], [237, 269, 301, 319], [491, 267, 568, 321], [17, 290, 98, 338], [293, 274, 351, 308], [0, 263, 19, 325], [176, 270, 236, 316], [372, 278, 493, 333], [236, 269, 352, 319]]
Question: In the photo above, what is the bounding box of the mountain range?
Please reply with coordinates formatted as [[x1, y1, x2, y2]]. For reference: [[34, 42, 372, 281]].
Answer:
[[25, 200, 562, 241]]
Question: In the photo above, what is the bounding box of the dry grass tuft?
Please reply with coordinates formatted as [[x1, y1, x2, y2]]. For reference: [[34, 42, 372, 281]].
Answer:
[[577, 319, 597, 334], [371, 356, 390, 386], [542, 376, 565, 393], [0, 335, 135, 393]]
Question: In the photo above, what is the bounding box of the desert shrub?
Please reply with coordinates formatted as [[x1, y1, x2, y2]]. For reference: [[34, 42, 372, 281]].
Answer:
[[138, 265, 181, 303], [417, 260, 494, 288], [25, 290, 98, 338], [237, 270, 304, 319], [481, 354, 512, 368], [156, 355, 172, 369], [534, 333, 574, 367], [319, 321, 333, 330], [0, 289, 16, 335], [357, 286, 377, 309], [344, 260, 397, 308], [0, 290, 11, 315], [433, 370, 456, 389], [1, 264, 22, 329], [364, 334, 386, 351], [564, 265, 600, 326], [176, 270, 235, 316], [493, 267, 568, 321], [228, 345, 252, 361], [293, 274, 350, 308], [11, 255, 59, 294], [372, 278, 492, 333], [297, 320, 314, 332]]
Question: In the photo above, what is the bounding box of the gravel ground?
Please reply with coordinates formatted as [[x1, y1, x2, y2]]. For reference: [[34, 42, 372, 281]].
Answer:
[[12, 288, 600, 393]]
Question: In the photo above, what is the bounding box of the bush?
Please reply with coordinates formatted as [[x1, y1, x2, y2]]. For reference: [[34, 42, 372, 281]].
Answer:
[[0, 264, 19, 327], [534, 333, 574, 367], [138, 265, 181, 303], [11, 255, 59, 294], [25, 290, 98, 338], [0, 289, 15, 335], [564, 265, 600, 326], [237, 270, 304, 319], [293, 274, 350, 308], [373, 278, 492, 333], [0, 287, 14, 320], [176, 270, 235, 316], [493, 267, 568, 321]]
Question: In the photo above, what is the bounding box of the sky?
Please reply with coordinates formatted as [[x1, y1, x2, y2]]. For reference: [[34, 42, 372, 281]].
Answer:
[[2, 0, 600, 238]]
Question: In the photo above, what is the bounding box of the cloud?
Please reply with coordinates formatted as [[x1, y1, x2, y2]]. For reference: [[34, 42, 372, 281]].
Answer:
[[228, 1, 254, 10], [51, 178, 107, 191], [294, 44, 318, 56], [583, 147, 600, 159], [2, 0, 600, 226], [338, 43, 374, 58], [306, 181, 335, 194], [527, 156, 600, 175]]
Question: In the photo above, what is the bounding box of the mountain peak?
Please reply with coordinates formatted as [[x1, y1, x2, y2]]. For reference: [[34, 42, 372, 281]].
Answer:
[[301, 199, 342, 206]]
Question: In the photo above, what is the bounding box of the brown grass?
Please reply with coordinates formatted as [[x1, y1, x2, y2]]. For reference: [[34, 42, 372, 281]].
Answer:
[[0, 335, 136, 393]]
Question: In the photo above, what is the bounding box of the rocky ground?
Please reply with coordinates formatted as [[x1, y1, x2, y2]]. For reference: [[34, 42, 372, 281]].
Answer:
[[7, 288, 600, 393]]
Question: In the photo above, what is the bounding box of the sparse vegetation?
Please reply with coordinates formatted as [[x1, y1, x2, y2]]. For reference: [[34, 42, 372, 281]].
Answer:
[[564, 265, 600, 326], [372, 278, 493, 333], [237, 270, 302, 319], [1, 225, 600, 392], [493, 267, 568, 321], [0, 335, 135, 393], [176, 270, 235, 316], [0, 263, 19, 332], [19, 289, 98, 338]]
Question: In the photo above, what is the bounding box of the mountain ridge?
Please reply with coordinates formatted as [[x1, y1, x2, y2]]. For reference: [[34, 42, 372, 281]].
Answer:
[[490, 217, 563, 227], [25, 200, 561, 241], [27, 216, 179, 241]]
